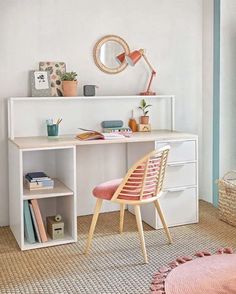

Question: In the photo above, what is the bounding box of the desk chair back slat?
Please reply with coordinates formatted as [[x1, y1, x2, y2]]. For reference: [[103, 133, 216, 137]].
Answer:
[[111, 146, 170, 202]]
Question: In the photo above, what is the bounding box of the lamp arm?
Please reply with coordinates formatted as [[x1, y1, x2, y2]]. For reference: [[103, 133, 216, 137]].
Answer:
[[142, 53, 156, 74], [142, 53, 156, 94], [146, 71, 155, 93]]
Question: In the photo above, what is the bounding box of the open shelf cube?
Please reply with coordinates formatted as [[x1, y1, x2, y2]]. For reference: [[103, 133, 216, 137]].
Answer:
[[9, 143, 77, 250], [22, 147, 75, 192], [23, 195, 76, 250]]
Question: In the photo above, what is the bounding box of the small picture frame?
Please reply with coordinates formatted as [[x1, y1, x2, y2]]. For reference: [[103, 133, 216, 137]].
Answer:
[[39, 61, 66, 96], [30, 70, 51, 97]]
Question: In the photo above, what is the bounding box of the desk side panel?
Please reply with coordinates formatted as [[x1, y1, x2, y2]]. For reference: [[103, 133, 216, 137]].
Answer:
[[9, 141, 23, 248]]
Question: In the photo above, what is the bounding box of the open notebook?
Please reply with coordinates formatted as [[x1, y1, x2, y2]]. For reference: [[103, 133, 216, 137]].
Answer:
[[76, 129, 125, 141]]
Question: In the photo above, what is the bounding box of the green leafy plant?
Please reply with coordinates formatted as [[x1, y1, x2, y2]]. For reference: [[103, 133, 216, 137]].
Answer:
[[61, 71, 77, 81], [138, 99, 152, 116]]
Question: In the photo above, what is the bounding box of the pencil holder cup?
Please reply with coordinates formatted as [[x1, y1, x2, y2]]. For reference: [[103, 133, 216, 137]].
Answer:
[[47, 124, 59, 137]]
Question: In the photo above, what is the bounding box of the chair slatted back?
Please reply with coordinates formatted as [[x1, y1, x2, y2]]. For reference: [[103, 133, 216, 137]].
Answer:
[[112, 146, 170, 201]]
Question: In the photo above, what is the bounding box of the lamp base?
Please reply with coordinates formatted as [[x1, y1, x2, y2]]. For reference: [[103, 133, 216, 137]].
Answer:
[[139, 90, 156, 96]]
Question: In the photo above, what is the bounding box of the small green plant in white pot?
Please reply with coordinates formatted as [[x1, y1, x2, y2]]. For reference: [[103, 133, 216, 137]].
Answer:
[[61, 72, 78, 97], [138, 99, 152, 124]]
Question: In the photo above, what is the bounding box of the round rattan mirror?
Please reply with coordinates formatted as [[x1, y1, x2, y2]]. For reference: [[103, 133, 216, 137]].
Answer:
[[93, 35, 130, 74]]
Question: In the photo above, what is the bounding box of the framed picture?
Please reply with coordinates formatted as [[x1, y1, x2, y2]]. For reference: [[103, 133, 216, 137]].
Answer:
[[30, 71, 51, 97], [39, 61, 66, 96]]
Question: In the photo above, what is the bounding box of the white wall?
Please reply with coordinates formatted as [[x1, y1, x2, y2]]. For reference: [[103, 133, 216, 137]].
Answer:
[[0, 0, 203, 226], [201, 0, 213, 202], [220, 1, 236, 176]]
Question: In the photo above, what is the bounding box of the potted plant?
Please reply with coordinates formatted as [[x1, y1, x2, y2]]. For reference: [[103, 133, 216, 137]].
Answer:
[[61, 71, 78, 97], [138, 99, 152, 124]]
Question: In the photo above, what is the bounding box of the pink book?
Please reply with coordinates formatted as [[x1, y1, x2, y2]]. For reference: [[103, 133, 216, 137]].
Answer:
[[30, 199, 48, 242]]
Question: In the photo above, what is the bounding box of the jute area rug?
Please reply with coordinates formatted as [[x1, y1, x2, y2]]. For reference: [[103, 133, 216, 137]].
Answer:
[[1, 201, 236, 293]]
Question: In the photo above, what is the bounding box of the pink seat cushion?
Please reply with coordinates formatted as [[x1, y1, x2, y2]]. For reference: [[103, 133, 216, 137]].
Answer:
[[93, 178, 123, 200]]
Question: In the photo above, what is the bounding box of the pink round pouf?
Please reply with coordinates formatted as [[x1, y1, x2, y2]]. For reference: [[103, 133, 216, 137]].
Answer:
[[151, 249, 236, 294]]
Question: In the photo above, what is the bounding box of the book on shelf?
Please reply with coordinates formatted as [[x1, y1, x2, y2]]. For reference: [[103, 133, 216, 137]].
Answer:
[[31, 199, 48, 242], [24, 178, 54, 190], [23, 200, 36, 244], [24, 172, 54, 191], [25, 172, 50, 181], [103, 127, 132, 137], [29, 202, 41, 243]]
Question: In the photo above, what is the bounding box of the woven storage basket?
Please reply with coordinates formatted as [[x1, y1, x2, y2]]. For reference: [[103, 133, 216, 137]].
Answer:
[[218, 171, 236, 226]]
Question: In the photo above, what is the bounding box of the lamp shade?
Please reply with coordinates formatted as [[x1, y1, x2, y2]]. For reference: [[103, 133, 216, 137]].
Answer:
[[125, 49, 143, 66], [116, 52, 126, 65]]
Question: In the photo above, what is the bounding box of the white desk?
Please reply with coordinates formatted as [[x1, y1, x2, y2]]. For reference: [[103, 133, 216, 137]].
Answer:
[[9, 130, 198, 250]]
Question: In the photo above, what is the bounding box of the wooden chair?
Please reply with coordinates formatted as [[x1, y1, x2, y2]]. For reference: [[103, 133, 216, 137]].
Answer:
[[84, 146, 172, 263]]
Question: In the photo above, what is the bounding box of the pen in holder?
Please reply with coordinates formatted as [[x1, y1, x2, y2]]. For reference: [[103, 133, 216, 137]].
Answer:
[[46, 118, 62, 138]]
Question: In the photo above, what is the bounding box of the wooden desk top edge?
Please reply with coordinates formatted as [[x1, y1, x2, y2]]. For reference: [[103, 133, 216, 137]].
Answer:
[[9, 130, 198, 149]]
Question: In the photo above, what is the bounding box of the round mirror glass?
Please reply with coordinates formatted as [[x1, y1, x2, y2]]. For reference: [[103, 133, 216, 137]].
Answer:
[[93, 35, 130, 74], [99, 41, 124, 69]]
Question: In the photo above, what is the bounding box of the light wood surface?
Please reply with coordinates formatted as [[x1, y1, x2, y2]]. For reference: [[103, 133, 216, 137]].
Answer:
[[154, 200, 172, 244], [10, 130, 197, 149], [134, 205, 148, 263], [119, 204, 125, 234], [85, 198, 103, 255]]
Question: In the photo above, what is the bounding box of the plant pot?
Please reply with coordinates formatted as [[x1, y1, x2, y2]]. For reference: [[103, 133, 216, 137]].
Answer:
[[62, 81, 78, 97], [140, 116, 149, 124]]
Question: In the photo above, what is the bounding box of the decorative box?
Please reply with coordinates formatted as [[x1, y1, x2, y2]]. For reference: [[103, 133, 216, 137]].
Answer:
[[46, 216, 64, 240], [137, 124, 151, 132]]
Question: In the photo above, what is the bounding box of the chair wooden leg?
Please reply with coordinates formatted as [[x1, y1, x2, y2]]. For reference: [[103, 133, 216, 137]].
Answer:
[[134, 205, 148, 264], [120, 204, 125, 234], [154, 199, 172, 244], [84, 198, 103, 255]]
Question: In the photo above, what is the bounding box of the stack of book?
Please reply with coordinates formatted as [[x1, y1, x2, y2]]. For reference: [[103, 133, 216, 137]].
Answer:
[[24, 199, 48, 244], [103, 127, 132, 137], [25, 172, 54, 190]]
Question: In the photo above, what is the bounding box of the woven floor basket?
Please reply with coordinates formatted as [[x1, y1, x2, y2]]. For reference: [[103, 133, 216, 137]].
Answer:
[[218, 171, 236, 227]]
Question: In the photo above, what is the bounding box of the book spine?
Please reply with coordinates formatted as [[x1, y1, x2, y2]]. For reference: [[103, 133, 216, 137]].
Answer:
[[29, 203, 41, 243], [30, 199, 48, 242], [23, 200, 36, 244]]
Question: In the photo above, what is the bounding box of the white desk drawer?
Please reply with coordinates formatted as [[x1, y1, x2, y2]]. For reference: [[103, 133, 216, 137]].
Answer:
[[157, 187, 198, 228], [156, 140, 196, 162], [133, 187, 198, 229], [164, 162, 196, 188]]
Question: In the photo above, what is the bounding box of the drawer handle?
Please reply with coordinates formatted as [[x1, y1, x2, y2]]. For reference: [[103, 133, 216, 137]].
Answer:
[[167, 163, 185, 167], [165, 187, 187, 192]]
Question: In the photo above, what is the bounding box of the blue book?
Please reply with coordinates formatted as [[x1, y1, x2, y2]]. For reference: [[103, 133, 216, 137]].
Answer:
[[24, 200, 36, 244], [25, 172, 49, 182]]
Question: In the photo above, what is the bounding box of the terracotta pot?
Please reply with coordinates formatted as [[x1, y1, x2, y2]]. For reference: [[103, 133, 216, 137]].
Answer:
[[140, 116, 149, 124], [62, 81, 78, 97]]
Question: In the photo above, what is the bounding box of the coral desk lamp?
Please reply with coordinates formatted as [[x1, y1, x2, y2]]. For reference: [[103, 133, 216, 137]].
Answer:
[[116, 49, 157, 96]]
